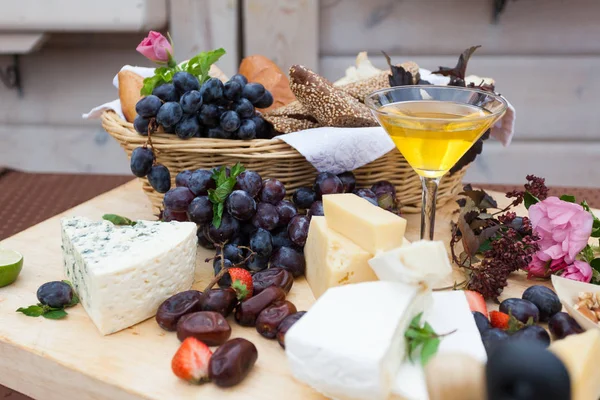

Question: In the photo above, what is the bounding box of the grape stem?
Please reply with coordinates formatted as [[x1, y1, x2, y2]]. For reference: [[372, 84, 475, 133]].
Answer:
[[202, 245, 256, 292], [145, 118, 157, 164]]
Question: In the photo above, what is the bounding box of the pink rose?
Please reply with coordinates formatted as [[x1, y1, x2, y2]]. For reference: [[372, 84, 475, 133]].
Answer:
[[529, 197, 593, 263], [561, 260, 592, 283], [526, 256, 568, 279], [136, 31, 173, 63]]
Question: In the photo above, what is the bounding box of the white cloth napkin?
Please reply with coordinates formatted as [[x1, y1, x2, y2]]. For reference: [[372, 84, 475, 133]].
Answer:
[[84, 66, 516, 173]]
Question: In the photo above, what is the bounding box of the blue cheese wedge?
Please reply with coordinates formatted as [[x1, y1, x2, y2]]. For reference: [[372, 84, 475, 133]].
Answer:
[[61, 217, 197, 335]]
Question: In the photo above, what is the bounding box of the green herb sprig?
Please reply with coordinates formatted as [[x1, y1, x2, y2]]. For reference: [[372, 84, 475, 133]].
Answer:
[[405, 312, 455, 366], [102, 214, 136, 226], [17, 280, 80, 320], [208, 163, 245, 228]]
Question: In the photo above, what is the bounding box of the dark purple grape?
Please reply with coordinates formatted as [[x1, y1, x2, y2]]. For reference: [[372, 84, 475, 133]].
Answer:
[[260, 179, 286, 205], [292, 187, 316, 209], [313, 172, 343, 199], [307, 201, 324, 218], [270, 247, 305, 277], [175, 170, 193, 188], [173, 71, 200, 93], [133, 115, 151, 135], [511, 325, 551, 347], [148, 164, 171, 193], [499, 298, 540, 324], [222, 244, 244, 264], [288, 215, 309, 247], [236, 119, 257, 140], [156, 102, 183, 127], [187, 196, 213, 224], [163, 187, 195, 211], [175, 114, 201, 139], [197, 227, 215, 249], [250, 228, 273, 259], [179, 90, 203, 114], [353, 188, 378, 206], [276, 200, 297, 226], [522, 286, 561, 322], [481, 328, 509, 355], [252, 115, 270, 139], [130, 147, 155, 177], [223, 80, 243, 101], [152, 83, 178, 102], [200, 78, 224, 103], [207, 126, 232, 139], [371, 180, 396, 198], [377, 192, 398, 214], [156, 290, 202, 331], [271, 227, 294, 250], [234, 98, 255, 119], [213, 258, 233, 288], [235, 171, 262, 198], [548, 312, 583, 340], [188, 169, 216, 196], [247, 255, 269, 272], [220, 111, 241, 132], [254, 91, 274, 109], [199, 104, 220, 127], [135, 95, 162, 118], [206, 213, 240, 244], [242, 83, 266, 104], [252, 203, 280, 231], [37, 281, 73, 308], [230, 74, 248, 88], [226, 190, 257, 221], [337, 171, 356, 193], [162, 208, 188, 222], [472, 311, 491, 335]]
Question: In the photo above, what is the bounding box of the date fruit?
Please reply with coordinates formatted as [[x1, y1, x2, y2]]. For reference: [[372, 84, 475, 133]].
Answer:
[[156, 290, 203, 331], [276, 311, 306, 349], [252, 267, 293, 295], [234, 286, 286, 326], [209, 338, 258, 387], [200, 288, 238, 318], [176, 311, 231, 346], [256, 301, 297, 339], [548, 312, 583, 340]]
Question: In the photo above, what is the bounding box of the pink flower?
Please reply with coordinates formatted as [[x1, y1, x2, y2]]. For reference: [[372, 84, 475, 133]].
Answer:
[[136, 31, 173, 63], [526, 256, 568, 279], [561, 260, 592, 283], [529, 197, 593, 263]]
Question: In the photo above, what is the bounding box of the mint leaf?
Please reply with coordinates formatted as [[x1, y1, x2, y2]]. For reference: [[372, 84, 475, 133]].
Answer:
[[185, 48, 226, 83], [560, 195, 576, 203], [102, 214, 135, 226], [17, 305, 44, 317], [208, 164, 246, 228], [420, 338, 440, 366], [141, 74, 166, 96], [43, 309, 68, 320], [62, 280, 80, 307], [523, 192, 540, 209]]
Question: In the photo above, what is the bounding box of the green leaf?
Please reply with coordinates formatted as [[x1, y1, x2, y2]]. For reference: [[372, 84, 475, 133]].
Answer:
[[478, 239, 492, 253], [102, 214, 135, 226], [16, 305, 44, 317], [407, 339, 419, 362], [581, 201, 600, 238], [185, 48, 226, 83], [141, 74, 166, 96], [62, 280, 80, 307], [230, 162, 245, 178], [582, 245, 595, 263], [523, 192, 540, 209], [43, 309, 68, 320], [409, 312, 423, 328], [560, 195, 576, 203], [420, 338, 440, 366], [592, 268, 600, 285], [591, 258, 600, 272], [208, 164, 247, 229]]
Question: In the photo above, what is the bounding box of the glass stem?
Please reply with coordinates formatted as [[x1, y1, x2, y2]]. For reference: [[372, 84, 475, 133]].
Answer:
[[420, 176, 440, 240]]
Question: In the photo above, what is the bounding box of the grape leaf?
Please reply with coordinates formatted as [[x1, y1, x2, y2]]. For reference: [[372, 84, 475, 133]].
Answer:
[[43, 309, 68, 320], [16, 305, 44, 317], [523, 192, 540, 209], [560, 195, 576, 203], [102, 214, 135, 226]]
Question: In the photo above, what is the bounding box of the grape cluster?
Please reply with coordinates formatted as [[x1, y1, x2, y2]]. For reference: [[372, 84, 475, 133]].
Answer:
[[133, 71, 274, 140], [158, 167, 401, 287], [129, 146, 173, 193]]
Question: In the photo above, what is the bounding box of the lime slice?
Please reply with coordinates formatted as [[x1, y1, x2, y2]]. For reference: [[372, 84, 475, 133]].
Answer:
[[0, 248, 23, 288]]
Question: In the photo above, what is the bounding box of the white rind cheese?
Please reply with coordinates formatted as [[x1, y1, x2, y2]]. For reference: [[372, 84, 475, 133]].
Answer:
[[61, 217, 197, 335], [285, 281, 430, 400]]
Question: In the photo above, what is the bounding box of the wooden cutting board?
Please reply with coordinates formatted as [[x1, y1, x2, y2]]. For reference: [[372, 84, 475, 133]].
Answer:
[[0, 180, 572, 400]]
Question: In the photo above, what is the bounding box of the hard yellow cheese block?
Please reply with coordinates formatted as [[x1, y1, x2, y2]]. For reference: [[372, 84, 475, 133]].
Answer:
[[549, 330, 600, 400], [322, 194, 407, 254], [304, 216, 377, 299]]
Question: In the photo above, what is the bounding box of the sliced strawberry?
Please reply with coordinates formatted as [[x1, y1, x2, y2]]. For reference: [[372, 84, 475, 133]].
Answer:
[[464, 290, 488, 317], [172, 337, 212, 384], [490, 310, 510, 330], [229, 267, 253, 300]]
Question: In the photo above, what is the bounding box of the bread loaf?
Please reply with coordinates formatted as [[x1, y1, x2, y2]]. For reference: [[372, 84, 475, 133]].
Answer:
[[262, 115, 321, 134], [239, 55, 296, 112], [288, 65, 376, 128], [209, 64, 229, 83], [118, 70, 144, 122]]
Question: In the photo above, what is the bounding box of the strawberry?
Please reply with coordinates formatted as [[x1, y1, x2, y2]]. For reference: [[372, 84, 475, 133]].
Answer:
[[171, 337, 212, 383], [490, 311, 510, 330], [229, 267, 253, 301], [464, 290, 488, 317]]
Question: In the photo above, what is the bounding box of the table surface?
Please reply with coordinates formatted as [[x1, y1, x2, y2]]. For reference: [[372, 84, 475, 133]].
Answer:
[[1, 171, 598, 400]]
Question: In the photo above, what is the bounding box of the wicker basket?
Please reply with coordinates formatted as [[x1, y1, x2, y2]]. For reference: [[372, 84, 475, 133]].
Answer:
[[102, 111, 467, 214]]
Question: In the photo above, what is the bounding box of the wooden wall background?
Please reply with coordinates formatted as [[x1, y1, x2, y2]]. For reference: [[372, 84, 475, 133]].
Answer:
[[1, 0, 598, 187]]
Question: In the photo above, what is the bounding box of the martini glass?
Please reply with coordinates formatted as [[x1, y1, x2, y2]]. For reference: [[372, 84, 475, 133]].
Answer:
[[365, 86, 507, 240]]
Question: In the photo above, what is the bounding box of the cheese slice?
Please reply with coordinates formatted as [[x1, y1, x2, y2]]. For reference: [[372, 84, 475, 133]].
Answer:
[[550, 329, 600, 400], [61, 217, 197, 335], [286, 281, 429, 400], [369, 240, 452, 287], [304, 216, 377, 299], [323, 194, 407, 254]]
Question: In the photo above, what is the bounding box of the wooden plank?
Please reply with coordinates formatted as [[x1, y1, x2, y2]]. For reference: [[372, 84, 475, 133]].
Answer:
[[169, 0, 239, 78], [320, 55, 600, 140], [319, 0, 600, 56], [243, 0, 319, 71], [0, 0, 167, 32], [0, 33, 47, 54]]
